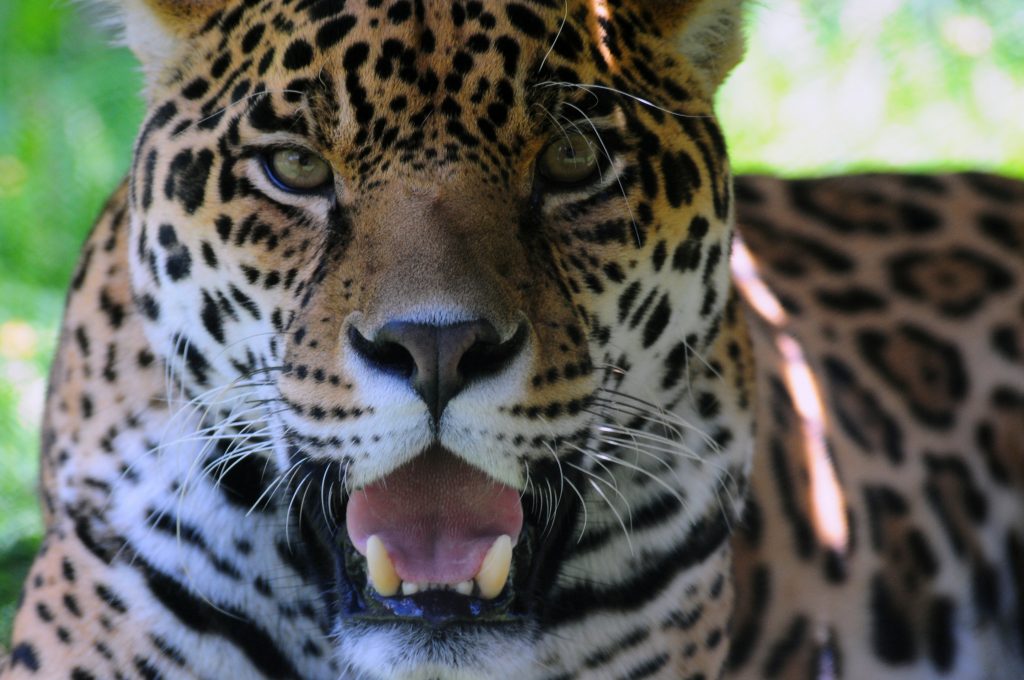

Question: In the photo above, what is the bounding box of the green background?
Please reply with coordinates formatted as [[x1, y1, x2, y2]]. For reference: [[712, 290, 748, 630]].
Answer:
[[1, 0, 1023, 645]]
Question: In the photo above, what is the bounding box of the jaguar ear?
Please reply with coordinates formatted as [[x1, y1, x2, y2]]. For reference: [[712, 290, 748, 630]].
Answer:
[[93, 0, 230, 86], [639, 0, 747, 93]]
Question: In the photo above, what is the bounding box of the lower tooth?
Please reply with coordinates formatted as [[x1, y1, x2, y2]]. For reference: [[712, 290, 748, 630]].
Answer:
[[366, 535, 401, 597], [475, 535, 513, 599]]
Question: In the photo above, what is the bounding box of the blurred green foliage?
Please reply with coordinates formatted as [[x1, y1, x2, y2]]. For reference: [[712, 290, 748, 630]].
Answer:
[[1, 0, 1022, 646], [722, 0, 1024, 176]]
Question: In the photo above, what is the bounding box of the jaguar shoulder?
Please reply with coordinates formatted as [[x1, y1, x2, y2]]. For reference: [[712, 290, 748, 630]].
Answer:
[[732, 172, 1024, 679]]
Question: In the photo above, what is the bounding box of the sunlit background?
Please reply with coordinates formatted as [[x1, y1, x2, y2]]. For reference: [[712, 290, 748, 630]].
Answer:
[[1, 0, 1022, 644]]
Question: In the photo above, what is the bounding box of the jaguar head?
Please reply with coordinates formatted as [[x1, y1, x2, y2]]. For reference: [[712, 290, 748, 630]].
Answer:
[[115, 0, 749, 676]]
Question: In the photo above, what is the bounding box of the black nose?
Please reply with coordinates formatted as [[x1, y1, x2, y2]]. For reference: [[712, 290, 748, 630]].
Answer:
[[348, 320, 528, 420]]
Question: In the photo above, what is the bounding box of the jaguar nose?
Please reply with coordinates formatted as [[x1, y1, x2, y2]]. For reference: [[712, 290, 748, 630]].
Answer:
[[348, 320, 528, 421]]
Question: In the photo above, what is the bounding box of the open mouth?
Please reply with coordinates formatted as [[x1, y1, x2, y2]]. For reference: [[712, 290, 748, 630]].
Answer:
[[300, 446, 581, 628]]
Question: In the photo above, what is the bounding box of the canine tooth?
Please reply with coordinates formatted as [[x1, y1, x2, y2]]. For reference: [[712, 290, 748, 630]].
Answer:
[[366, 535, 400, 597], [475, 535, 512, 599], [401, 581, 419, 596], [454, 580, 473, 596]]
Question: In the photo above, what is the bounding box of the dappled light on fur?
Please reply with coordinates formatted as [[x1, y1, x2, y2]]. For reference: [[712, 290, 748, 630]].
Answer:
[[733, 234, 848, 553], [589, 0, 617, 72], [778, 334, 849, 554]]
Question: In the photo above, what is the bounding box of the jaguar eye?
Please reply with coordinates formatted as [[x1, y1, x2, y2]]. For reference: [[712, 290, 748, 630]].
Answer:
[[537, 131, 600, 185], [264, 147, 332, 192]]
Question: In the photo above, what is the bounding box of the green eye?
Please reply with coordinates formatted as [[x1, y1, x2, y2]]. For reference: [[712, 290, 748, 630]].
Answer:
[[265, 147, 332, 192], [538, 131, 600, 185]]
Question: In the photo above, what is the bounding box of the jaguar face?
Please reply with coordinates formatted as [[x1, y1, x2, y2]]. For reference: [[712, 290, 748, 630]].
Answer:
[[125, 0, 743, 675]]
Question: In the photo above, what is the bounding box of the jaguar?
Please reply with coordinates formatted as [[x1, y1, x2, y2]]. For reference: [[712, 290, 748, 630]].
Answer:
[[2, 0, 1022, 678]]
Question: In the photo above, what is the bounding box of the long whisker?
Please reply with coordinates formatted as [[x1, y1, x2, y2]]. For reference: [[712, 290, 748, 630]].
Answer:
[[537, 0, 569, 74], [535, 80, 712, 120]]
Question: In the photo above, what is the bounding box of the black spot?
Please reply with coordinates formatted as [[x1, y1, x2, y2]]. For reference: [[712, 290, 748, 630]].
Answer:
[[991, 325, 1019, 362], [815, 287, 886, 313], [141, 149, 158, 210], [137, 101, 177, 150], [617, 281, 641, 323], [641, 294, 671, 348], [210, 52, 232, 78], [99, 288, 126, 329], [134, 656, 166, 680], [343, 41, 370, 71], [493, 36, 521, 77], [61, 557, 76, 582], [898, 201, 942, 233], [165, 247, 193, 282], [95, 583, 128, 613], [388, 0, 412, 23], [863, 485, 909, 551], [727, 564, 770, 669], [157, 223, 177, 247], [316, 15, 356, 49], [662, 339, 693, 390], [80, 394, 94, 419], [201, 291, 225, 344], [241, 24, 266, 53], [200, 241, 218, 268], [282, 39, 314, 70], [182, 78, 209, 100], [927, 597, 956, 672], [651, 240, 667, 271], [63, 593, 82, 618], [978, 212, 1021, 249], [770, 437, 815, 558], [662, 150, 701, 208], [620, 653, 670, 679], [697, 392, 720, 418], [972, 560, 1000, 620], [10, 642, 40, 671], [215, 215, 233, 242], [870, 574, 917, 664], [136, 293, 160, 321], [164, 148, 214, 214]]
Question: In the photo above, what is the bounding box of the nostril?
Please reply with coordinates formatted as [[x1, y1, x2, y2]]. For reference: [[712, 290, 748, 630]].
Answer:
[[458, 323, 529, 384], [348, 326, 417, 379], [348, 319, 529, 421]]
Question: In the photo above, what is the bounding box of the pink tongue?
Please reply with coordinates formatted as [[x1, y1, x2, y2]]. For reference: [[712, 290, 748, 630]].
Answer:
[[346, 448, 523, 584]]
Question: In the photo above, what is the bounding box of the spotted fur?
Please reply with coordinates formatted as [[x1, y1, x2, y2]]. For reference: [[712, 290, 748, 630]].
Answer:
[[2, 1, 1022, 679], [730, 174, 1024, 680]]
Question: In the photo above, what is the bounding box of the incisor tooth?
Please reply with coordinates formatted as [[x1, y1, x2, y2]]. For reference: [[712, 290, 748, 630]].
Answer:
[[454, 580, 473, 596], [366, 535, 401, 597], [475, 535, 512, 599], [401, 581, 419, 596]]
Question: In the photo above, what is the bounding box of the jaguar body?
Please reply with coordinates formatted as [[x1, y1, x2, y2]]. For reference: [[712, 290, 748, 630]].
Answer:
[[2, 1, 1022, 679]]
